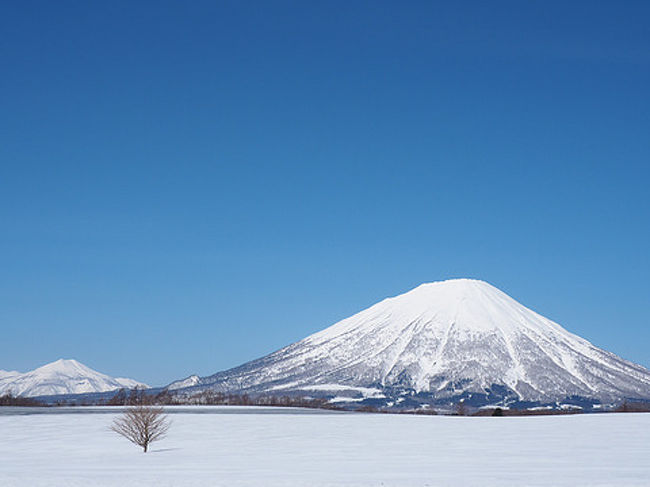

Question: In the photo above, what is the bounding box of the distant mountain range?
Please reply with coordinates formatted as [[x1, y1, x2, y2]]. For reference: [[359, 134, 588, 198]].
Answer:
[[0, 359, 147, 397], [168, 279, 650, 409], [7, 280, 649, 410]]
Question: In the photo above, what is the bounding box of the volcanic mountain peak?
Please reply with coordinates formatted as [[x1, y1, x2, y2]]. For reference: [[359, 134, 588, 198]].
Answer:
[[172, 279, 650, 409], [310, 278, 560, 341]]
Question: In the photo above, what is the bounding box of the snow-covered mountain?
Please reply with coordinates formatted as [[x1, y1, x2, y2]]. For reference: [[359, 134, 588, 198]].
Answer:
[[0, 359, 148, 397], [168, 375, 202, 390], [171, 279, 650, 408]]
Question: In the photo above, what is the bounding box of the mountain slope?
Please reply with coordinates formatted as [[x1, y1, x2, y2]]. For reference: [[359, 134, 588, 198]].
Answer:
[[171, 279, 650, 408], [0, 359, 148, 397]]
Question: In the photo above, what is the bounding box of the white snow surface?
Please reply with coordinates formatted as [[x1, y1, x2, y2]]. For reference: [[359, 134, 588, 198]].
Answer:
[[0, 359, 148, 397], [189, 279, 650, 403], [0, 407, 648, 486]]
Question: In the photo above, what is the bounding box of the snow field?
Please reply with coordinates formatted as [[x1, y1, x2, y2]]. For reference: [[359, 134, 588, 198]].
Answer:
[[0, 407, 648, 487]]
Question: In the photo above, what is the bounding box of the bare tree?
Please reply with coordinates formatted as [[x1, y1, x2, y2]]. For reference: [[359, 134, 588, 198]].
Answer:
[[110, 405, 170, 452]]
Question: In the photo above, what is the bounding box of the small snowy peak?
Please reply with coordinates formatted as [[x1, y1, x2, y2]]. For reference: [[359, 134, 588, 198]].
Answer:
[[0, 359, 148, 397], [34, 359, 92, 375], [167, 375, 202, 390], [180, 279, 650, 408], [114, 377, 145, 389]]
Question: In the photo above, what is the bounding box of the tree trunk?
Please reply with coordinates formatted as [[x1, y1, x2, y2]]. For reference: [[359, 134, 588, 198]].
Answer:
[[143, 443, 148, 453]]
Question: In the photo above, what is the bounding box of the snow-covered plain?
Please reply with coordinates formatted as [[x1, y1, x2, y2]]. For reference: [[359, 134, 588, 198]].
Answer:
[[0, 406, 648, 487]]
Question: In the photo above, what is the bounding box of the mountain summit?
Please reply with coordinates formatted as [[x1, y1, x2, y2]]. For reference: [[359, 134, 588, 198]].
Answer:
[[171, 279, 650, 408], [0, 359, 148, 397]]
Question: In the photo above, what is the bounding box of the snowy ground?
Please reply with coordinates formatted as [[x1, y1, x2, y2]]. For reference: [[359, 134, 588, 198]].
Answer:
[[0, 406, 648, 487]]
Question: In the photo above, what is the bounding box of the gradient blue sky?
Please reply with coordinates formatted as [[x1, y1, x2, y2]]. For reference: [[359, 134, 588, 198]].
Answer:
[[2, 1, 649, 385]]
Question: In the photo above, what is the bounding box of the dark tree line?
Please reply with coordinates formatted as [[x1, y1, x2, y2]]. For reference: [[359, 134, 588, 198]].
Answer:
[[0, 393, 43, 406], [102, 387, 343, 410], [615, 401, 650, 413], [43, 386, 650, 416]]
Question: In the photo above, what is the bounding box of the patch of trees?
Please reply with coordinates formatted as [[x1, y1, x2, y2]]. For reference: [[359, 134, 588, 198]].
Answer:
[[355, 405, 438, 415], [356, 405, 381, 413], [455, 401, 468, 416], [178, 391, 344, 410], [472, 407, 583, 416], [614, 401, 650, 413], [78, 387, 650, 416], [398, 408, 438, 416], [106, 387, 155, 406], [103, 388, 344, 410], [0, 393, 44, 407]]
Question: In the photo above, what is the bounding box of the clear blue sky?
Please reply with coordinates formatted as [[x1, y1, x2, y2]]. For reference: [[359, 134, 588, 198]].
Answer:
[[1, 1, 649, 385]]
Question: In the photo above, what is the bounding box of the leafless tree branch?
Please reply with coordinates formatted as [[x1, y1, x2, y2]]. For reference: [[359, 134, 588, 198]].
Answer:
[[110, 405, 170, 452]]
